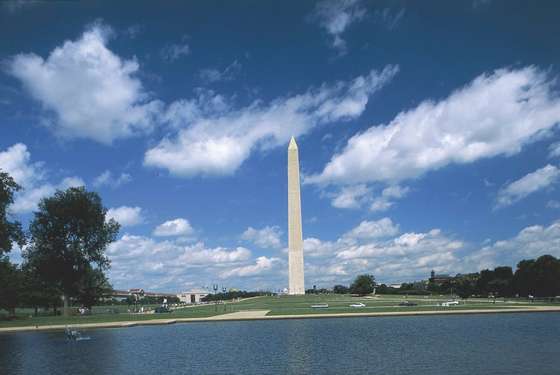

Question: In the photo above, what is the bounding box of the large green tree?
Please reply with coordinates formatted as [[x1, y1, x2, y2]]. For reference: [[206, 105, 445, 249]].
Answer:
[[350, 274, 376, 295], [75, 265, 113, 309], [475, 266, 513, 297], [0, 171, 25, 254], [24, 187, 119, 315], [513, 255, 560, 297], [0, 171, 26, 317], [20, 263, 61, 316], [0, 257, 23, 317], [455, 274, 478, 299], [333, 284, 349, 294]]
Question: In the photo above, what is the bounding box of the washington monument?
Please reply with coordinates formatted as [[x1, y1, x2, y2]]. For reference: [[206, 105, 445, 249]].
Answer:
[[288, 136, 305, 295]]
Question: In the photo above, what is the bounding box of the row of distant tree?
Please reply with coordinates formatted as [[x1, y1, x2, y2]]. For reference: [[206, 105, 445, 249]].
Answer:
[[102, 295, 181, 306], [322, 274, 377, 295], [426, 255, 560, 298], [305, 275, 377, 295], [202, 290, 270, 302], [324, 255, 560, 298], [0, 170, 119, 317]]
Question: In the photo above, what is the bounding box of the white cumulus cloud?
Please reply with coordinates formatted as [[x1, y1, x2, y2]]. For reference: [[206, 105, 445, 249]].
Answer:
[[296, 221, 464, 284], [153, 218, 194, 237], [465, 220, 560, 271], [7, 22, 162, 144], [0, 143, 85, 213], [107, 206, 144, 227], [107, 234, 253, 290], [93, 170, 132, 189], [370, 185, 410, 212], [342, 217, 399, 242], [308, 67, 560, 186], [331, 184, 370, 209], [220, 256, 278, 278], [104, 215, 560, 290], [145, 65, 398, 177], [0, 143, 43, 187], [300, 217, 560, 286], [495, 164, 560, 208], [330, 183, 409, 211], [241, 226, 283, 249], [548, 142, 560, 158]]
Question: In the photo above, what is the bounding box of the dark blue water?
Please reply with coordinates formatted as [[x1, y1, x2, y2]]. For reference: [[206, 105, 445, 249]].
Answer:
[[1, 313, 559, 374]]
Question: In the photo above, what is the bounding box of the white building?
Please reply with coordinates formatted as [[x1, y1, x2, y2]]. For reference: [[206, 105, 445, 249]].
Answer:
[[177, 290, 208, 304]]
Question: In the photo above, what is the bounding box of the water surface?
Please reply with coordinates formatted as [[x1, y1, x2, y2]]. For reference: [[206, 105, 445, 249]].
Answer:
[[1, 313, 559, 374]]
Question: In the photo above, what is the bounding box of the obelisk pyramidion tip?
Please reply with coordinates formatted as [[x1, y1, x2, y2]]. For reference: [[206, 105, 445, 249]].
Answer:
[[288, 136, 298, 150]]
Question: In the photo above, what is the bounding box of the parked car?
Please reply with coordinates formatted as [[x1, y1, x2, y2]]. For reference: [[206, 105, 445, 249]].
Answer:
[[350, 302, 366, 308]]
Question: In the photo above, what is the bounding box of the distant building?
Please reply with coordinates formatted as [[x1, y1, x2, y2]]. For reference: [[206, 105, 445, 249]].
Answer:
[[389, 283, 402, 289], [178, 290, 208, 304], [430, 270, 453, 285]]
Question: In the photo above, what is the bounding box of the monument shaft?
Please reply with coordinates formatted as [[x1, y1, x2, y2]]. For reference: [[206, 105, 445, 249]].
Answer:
[[288, 137, 305, 295]]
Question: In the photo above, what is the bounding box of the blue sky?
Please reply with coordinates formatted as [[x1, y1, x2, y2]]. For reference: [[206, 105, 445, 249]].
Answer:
[[1, 0, 560, 292]]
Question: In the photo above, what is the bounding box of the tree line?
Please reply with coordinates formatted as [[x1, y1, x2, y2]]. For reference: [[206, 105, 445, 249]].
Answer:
[[429, 256, 560, 299], [0, 170, 119, 317], [328, 256, 560, 298], [202, 290, 270, 302]]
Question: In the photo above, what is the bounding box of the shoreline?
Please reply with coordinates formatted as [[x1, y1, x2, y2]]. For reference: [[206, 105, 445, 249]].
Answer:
[[2, 306, 560, 333]]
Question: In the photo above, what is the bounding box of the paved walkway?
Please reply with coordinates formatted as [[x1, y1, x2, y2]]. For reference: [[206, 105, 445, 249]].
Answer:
[[207, 310, 270, 320]]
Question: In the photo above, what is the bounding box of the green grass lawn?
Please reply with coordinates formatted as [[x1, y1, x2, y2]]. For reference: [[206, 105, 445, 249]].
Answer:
[[235, 294, 548, 316], [0, 304, 224, 328], [0, 294, 555, 329]]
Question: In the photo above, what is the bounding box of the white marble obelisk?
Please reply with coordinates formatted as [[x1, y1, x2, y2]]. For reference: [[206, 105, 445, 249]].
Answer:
[[288, 136, 305, 295]]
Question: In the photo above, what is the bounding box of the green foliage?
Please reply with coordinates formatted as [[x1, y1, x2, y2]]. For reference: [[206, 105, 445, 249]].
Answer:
[[350, 274, 376, 295], [333, 285, 349, 294], [0, 256, 23, 316], [24, 187, 120, 303], [513, 255, 560, 297], [512, 259, 535, 297], [476, 267, 513, 296], [202, 290, 269, 302], [75, 266, 113, 308], [376, 284, 390, 294], [20, 262, 61, 314], [0, 171, 25, 255], [454, 274, 478, 299], [424, 257, 560, 298]]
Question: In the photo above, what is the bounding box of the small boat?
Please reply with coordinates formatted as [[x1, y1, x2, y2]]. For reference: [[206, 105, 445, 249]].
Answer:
[[311, 303, 329, 308], [65, 326, 91, 341], [350, 303, 365, 308]]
